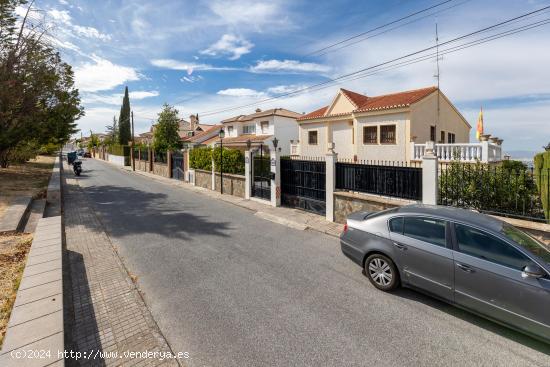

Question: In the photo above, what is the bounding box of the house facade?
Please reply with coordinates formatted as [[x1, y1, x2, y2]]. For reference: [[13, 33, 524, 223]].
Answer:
[[295, 87, 472, 162], [203, 108, 302, 155]]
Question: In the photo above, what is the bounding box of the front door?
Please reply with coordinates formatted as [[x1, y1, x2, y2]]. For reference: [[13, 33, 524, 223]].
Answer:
[[252, 147, 271, 200], [390, 216, 454, 301], [452, 223, 550, 339]]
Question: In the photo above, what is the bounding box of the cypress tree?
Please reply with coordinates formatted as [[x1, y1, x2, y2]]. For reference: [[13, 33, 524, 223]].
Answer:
[[118, 86, 131, 145]]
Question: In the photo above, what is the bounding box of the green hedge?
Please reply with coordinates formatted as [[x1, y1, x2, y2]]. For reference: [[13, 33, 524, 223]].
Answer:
[[107, 144, 130, 157], [189, 146, 245, 175], [534, 151, 550, 222], [189, 147, 212, 171]]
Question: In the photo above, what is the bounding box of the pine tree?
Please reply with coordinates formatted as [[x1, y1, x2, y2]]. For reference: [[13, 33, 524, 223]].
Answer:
[[118, 86, 131, 145]]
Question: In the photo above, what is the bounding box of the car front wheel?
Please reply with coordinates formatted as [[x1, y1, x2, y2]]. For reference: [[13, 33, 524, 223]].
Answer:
[[364, 254, 399, 291]]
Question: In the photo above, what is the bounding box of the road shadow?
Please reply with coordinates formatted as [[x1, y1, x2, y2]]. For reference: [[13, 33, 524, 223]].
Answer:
[[387, 284, 550, 356], [63, 178, 232, 242]]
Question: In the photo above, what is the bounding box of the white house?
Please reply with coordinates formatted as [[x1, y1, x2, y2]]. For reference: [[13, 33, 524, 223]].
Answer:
[[203, 108, 302, 154], [294, 87, 501, 163]]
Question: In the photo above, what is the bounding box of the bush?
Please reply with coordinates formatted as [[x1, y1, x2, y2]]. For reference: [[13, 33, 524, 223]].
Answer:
[[189, 146, 245, 175], [213, 147, 245, 175], [439, 161, 543, 221], [107, 144, 130, 157], [189, 147, 212, 171], [534, 151, 550, 222]]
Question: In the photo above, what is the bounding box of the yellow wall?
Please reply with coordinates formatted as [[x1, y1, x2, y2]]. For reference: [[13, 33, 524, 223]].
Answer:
[[326, 92, 356, 115], [410, 91, 471, 146], [355, 112, 408, 162], [299, 122, 328, 157]]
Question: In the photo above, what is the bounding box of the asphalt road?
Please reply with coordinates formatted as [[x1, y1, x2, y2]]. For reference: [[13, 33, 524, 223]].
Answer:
[[73, 158, 550, 367]]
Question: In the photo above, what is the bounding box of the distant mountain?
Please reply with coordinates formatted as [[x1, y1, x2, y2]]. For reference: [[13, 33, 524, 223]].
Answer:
[[505, 150, 537, 160]]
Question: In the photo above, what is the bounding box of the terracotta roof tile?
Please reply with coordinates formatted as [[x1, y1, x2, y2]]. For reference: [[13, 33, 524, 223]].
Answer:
[[298, 106, 328, 121], [298, 86, 437, 121], [221, 108, 302, 123], [203, 134, 273, 146]]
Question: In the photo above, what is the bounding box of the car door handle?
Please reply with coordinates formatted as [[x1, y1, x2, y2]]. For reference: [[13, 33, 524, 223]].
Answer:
[[456, 263, 474, 273], [393, 242, 407, 250]]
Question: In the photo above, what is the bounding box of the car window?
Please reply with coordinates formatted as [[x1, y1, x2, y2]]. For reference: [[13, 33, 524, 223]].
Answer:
[[501, 225, 550, 265], [389, 217, 403, 234], [455, 224, 533, 271], [403, 217, 446, 247]]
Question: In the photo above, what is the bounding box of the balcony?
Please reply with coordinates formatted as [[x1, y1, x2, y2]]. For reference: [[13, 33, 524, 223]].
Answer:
[[411, 141, 503, 163]]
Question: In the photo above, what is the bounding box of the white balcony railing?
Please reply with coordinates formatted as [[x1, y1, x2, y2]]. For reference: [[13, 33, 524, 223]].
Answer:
[[290, 142, 300, 156], [411, 142, 503, 163]]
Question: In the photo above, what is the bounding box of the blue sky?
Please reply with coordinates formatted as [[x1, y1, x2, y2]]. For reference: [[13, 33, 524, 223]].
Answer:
[[19, 0, 550, 153]]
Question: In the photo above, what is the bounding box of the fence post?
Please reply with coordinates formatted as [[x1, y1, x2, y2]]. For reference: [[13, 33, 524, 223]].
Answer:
[[270, 146, 281, 207], [167, 150, 172, 178], [130, 145, 135, 170], [422, 141, 438, 205], [183, 149, 189, 182], [325, 148, 337, 222], [211, 155, 216, 191], [148, 147, 153, 172], [244, 150, 252, 199]]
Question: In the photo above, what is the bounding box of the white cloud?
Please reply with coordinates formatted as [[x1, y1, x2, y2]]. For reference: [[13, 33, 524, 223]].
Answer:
[[217, 88, 266, 98], [266, 84, 308, 94], [73, 25, 112, 41], [150, 58, 235, 73], [251, 59, 331, 74], [46, 8, 111, 41], [208, 0, 290, 30], [75, 55, 141, 92], [180, 75, 203, 83], [200, 34, 253, 60], [47, 9, 71, 24], [83, 90, 159, 105]]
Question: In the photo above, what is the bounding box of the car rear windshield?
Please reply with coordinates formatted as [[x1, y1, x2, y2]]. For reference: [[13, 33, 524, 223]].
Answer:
[[501, 225, 550, 265]]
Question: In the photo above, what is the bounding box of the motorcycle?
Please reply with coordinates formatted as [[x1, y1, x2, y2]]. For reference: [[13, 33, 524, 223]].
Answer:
[[73, 159, 82, 176]]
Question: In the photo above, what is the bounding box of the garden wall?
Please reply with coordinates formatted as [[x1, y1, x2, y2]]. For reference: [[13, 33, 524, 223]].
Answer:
[[333, 191, 416, 224], [152, 162, 169, 178], [214, 172, 245, 198], [195, 169, 212, 189], [108, 154, 126, 167]]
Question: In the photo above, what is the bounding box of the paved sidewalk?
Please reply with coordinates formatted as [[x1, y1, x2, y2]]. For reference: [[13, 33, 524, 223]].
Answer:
[[62, 162, 180, 366], [119, 165, 343, 238]]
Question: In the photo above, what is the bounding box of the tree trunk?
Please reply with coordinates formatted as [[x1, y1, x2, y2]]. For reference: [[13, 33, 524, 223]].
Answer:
[[0, 149, 10, 168]]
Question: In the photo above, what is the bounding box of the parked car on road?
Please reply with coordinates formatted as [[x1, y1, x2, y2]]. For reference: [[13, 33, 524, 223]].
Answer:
[[340, 204, 550, 342], [83, 151, 91, 158]]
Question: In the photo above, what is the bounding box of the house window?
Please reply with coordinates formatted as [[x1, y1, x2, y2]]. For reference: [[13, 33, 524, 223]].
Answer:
[[308, 131, 318, 145], [440, 131, 445, 143], [430, 126, 436, 141], [448, 132, 456, 143], [227, 126, 234, 136], [363, 126, 377, 144], [261, 121, 269, 134], [380, 125, 396, 144], [243, 124, 256, 134]]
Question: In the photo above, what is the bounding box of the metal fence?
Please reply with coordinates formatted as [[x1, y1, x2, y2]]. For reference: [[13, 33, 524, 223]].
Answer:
[[140, 149, 149, 161], [438, 162, 549, 223], [336, 161, 422, 200], [154, 151, 167, 164]]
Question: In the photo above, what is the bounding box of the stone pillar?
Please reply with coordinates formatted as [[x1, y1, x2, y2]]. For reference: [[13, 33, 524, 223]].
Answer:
[[148, 148, 153, 172], [422, 141, 438, 205], [244, 150, 252, 200], [325, 147, 337, 222], [270, 147, 281, 207], [481, 140, 489, 163], [167, 150, 172, 178], [211, 155, 216, 191], [130, 145, 135, 170], [183, 149, 189, 181]]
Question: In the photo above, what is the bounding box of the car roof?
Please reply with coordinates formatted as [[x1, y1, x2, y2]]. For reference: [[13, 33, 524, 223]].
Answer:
[[393, 204, 504, 232]]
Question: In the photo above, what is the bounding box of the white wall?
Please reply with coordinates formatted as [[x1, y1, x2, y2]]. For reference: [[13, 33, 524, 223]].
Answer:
[[332, 120, 354, 158], [299, 122, 328, 157], [273, 116, 299, 155], [355, 112, 408, 162], [108, 154, 126, 167]]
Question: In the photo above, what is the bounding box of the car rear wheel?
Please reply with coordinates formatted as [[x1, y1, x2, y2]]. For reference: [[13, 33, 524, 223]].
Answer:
[[364, 254, 399, 291]]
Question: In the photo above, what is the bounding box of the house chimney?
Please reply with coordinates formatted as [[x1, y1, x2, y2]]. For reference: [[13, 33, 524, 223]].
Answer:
[[255, 108, 261, 113], [190, 114, 198, 131]]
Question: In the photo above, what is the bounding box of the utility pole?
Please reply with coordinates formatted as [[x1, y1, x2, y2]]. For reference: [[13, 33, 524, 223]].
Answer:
[[131, 111, 135, 171], [435, 23, 441, 142]]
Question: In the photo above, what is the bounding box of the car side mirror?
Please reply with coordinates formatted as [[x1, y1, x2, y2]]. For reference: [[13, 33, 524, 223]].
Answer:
[[521, 264, 545, 279]]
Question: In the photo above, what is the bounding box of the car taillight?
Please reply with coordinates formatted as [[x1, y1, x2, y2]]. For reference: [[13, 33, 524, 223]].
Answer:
[[343, 223, 348, 233]]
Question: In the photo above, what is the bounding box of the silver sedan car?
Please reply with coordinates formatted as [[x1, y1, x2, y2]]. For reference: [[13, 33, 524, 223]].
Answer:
[[340, 204, 550, 342]]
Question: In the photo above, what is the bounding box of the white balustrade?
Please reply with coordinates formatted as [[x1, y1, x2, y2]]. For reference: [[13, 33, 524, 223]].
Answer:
[[411, 142, 502, 163]]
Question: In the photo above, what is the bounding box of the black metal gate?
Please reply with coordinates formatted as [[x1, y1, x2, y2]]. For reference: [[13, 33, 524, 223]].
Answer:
[[281, 158, 326, 215], [252, 149, 271, 200], [171, 152, 184, 180]]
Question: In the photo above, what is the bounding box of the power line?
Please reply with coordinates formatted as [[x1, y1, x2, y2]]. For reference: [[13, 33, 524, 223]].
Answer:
[[197, 5, 550, 117], [313, 0, 473, 57], [306, 0, 456, 56]]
